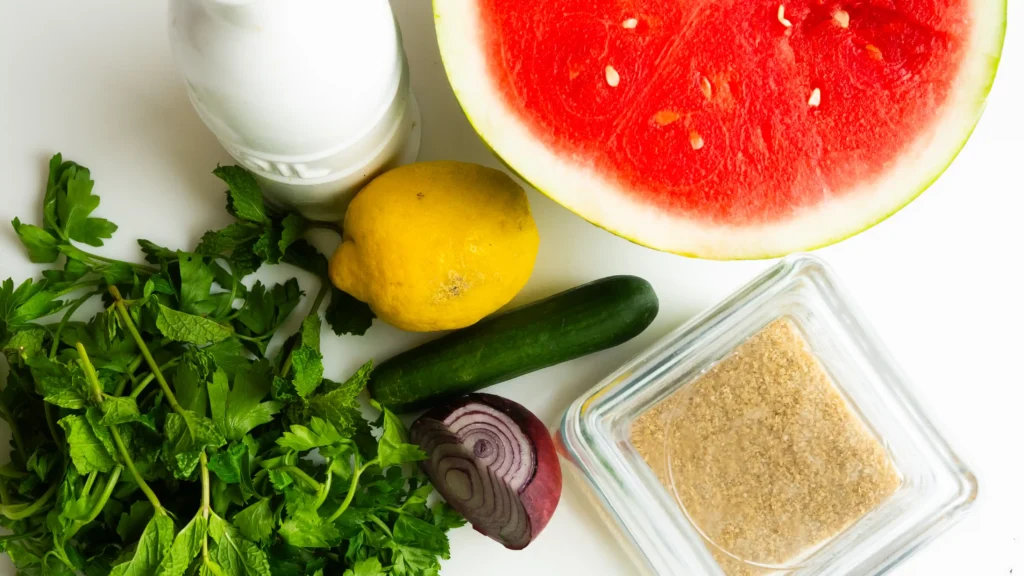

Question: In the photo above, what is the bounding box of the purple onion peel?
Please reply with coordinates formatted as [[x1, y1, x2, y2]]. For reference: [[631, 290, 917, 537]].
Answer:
[[410, 393, 562, 550]]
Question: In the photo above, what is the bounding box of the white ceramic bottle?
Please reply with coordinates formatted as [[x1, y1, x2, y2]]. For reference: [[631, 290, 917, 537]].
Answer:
[[168, 0, 420, 221]]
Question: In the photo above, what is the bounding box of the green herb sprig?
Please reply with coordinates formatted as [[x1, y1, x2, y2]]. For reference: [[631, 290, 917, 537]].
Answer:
[[0, 154, 462, 576]]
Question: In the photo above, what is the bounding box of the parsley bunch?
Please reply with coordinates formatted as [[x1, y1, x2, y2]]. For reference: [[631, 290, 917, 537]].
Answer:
[[0, 155, 464, 576]]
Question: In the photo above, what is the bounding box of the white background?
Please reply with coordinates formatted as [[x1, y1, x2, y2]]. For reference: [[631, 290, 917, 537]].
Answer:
[[1, 1, 1021, 574]]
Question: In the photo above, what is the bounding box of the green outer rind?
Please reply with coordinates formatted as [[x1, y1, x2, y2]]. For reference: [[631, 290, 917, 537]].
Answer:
[[433, 0, 1008, 260], [369, 275, 660, 413]]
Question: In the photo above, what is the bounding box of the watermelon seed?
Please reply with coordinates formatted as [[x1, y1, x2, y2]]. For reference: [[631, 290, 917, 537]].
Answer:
[[689, 130, 705, 150], [700, 76, 713, 100], [623, 18, 638, 29], [865, 44, 883, 60], [777, 5, 793, 28], [654, 110, 680, 126], [808, 88, 821, 107], [833, 9, 850, 28], [605, 66, 621, 87]]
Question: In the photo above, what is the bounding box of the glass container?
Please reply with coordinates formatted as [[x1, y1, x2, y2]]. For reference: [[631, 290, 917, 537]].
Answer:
[[558, 254, 977, 575]]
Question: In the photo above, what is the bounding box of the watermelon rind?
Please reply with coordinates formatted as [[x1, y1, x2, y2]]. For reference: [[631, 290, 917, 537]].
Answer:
[[433, 0, 1007, 260]]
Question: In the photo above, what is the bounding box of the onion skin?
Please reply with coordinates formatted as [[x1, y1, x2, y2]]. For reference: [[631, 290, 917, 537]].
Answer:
[[410, 393, 562, 550]]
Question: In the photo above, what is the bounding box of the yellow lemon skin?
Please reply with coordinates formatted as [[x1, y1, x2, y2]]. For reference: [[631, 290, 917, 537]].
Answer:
[[329, 161, 540, 332]]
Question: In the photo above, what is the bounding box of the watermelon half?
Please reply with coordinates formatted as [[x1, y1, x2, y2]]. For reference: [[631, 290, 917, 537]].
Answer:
[[434, 0, 1006, 259]]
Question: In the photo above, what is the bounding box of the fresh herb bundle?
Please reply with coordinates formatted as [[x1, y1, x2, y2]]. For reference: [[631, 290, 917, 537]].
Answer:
[[0, 155, 464, 575]]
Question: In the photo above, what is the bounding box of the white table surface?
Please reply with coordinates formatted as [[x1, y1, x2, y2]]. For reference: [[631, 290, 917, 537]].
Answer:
[[1, 1, 1021, 574]]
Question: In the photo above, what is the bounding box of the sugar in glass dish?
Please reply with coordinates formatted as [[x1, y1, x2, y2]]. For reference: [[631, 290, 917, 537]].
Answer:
[[558, 254, 977, 576]]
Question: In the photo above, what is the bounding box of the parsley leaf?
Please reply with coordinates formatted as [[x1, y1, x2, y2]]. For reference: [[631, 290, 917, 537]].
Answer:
[[208, 363, 282, 441], [11, 217, 60, 263], [372, 400, 427, 469]]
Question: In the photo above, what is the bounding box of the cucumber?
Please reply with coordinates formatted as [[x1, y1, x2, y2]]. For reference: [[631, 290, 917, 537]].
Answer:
[[369, 275, 659, 412]]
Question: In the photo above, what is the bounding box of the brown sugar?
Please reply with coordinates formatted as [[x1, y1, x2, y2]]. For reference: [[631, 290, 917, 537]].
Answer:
[[631, 318, 901, 575]]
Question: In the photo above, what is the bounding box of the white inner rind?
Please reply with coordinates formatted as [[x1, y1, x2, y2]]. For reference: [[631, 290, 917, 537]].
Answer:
[[433, 0, 1006, 259]]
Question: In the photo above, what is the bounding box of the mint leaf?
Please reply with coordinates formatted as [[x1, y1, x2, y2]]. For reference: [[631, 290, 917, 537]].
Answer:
[[29, 357, 90, 409], [197, 222, 261, 257], [156, 304, 234, 345], [282, 240, 328, 278], [100, 396, 153, 430], [214, 166, 266, 224], [253, 224, 283, 264], [3, 328, 47, 362], [307, 361, 371, 437], [109, 513, 175, 576], [59, 414, 117, 475], [231, 498, 274, 544], [117, 501, 154, 543], [208, 363, 282, 441], [207, 512, 272, 576], [11, 218, 60, 263], [277, 214, 307, 256], [291, 315, 323, 398], [163, 411, 226, 479], [154, 513, 207, 576], [325, 289, 375, 336]]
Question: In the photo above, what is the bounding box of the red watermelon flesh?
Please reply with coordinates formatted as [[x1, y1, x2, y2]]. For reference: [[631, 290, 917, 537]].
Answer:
[[435, 0, 1005, 258]]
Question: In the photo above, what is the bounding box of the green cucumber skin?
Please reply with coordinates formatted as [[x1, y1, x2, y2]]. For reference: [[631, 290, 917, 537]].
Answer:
[[369, 275, 659, 412]]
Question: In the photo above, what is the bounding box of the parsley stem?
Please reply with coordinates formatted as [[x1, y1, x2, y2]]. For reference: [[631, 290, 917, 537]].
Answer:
[[367, 513, 392, 537], [76, 342, 105, 404], [80, 250, 158, 274], [109, 286, 185, 417], [0, 481, 58, 520], [82, 471, 98, 496], [67, 467, 122, 540], [113, 354, 146, 397], [0, 478, 10, 506], [110, 427, 165, 516], [200, 451, 212, 563], [278, 281, 332, 379], [0, 467, 28, 479], [77, 342, 166, 516], [283, 466, 323, 493], [314, 469, 333, 509], [43, 403, 62, 450], [327, 457, 376, 523], [129, 359, 180, 400], [49, 289, 103, 359]]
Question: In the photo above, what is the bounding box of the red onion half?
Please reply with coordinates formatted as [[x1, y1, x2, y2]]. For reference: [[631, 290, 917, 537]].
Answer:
[[410, 393, 562, 550]]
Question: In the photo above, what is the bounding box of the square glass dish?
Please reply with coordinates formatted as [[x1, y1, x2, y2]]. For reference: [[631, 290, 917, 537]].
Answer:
[[557, 254, 977, 576]]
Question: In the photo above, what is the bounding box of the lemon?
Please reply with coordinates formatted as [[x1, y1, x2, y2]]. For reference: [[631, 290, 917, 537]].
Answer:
[[329, 161, 540, 332]]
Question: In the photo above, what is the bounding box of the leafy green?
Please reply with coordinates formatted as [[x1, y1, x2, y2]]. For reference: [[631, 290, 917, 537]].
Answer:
[[59, 413, 117, 474], [154, 513, 207, 576], [209, 363, 282, 441], [156, 304, 235, 345], [109, 513, 174, 576], [232, 498, 275, 544], [0, 154, 459, 576]]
